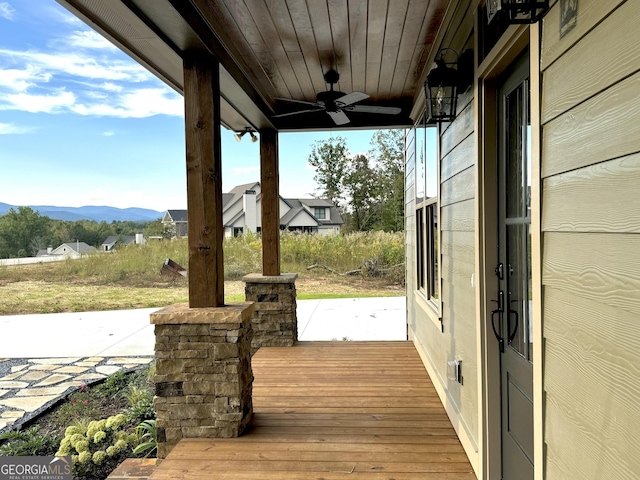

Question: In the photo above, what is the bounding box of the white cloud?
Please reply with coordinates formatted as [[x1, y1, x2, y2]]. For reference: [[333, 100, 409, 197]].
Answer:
[[72, 88, 183, 118], [0, 49, 149, 82], [103, 131, 115, 136], [66, 30, 117, 50], [100, 82, 123, 92], [0, 2, 15, 20], [0, 27, 181, 118], [0, 122, 33, 134], [4, 90, 75, 113], [233, 166, 259, 174], [0, 66, 50, 92]]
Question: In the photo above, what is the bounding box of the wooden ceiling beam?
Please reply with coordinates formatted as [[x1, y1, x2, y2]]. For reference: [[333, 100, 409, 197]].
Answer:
[[168, 0, 276, 121]]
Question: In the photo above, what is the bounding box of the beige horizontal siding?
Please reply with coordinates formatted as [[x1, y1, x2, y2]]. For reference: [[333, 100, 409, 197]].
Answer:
[[542, 152, 640, 233], [542, 0, 640, 123]]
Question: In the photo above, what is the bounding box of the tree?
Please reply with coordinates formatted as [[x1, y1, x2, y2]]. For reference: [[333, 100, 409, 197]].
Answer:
[[307, 130, 405, 232], [343, 154, 379, 231], [369, 129, 405, 232], [144, 219, 173, 239], [0, 207, 52, 258], [307, 136, 349, 206]]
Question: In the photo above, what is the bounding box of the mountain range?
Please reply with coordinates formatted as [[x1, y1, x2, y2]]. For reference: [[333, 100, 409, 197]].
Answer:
[[0, 202, 164, 223]]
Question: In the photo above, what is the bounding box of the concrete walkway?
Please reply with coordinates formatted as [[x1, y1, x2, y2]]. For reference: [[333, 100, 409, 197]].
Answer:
[[0, 297, 406, 433]]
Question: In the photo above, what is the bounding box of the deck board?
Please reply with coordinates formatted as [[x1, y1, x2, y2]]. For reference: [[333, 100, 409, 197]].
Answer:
[[150, 341, 476, 480]]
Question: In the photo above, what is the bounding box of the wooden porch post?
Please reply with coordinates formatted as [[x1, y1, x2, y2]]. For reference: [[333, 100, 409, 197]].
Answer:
[[183, 54, 224, 307], [259, 128, 280, 276]]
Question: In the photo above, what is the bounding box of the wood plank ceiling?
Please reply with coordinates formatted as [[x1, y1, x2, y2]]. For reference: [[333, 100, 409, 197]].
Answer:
[[59, 0, 450, 130], [187, 0, 448, 129]]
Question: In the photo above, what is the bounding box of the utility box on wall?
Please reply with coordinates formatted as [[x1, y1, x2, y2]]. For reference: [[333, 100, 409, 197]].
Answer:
[[447, 359, 463, 385]]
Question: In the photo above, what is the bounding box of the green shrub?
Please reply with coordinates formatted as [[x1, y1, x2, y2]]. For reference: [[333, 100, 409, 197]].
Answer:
[[96, 370, 129, 398], [124, 385, 155, 423], [0, 426, 61, 456], [56, 414, 137, 478], [132, 420, 157, 458]]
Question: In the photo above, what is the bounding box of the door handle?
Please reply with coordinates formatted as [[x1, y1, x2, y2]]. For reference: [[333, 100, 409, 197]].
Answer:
[[490, 290, 505, 353]]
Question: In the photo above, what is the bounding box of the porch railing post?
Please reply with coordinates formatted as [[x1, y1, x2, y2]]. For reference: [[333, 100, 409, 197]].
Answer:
[[259, 128, 280, 276]]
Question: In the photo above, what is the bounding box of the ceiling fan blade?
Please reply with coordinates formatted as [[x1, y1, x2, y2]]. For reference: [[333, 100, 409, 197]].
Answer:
[[335, 91, 369, 107], [349, 105, 402, 115], [275, 97, 322, 107], [327, 110, 350, 125], [272, 107, 325, 118]]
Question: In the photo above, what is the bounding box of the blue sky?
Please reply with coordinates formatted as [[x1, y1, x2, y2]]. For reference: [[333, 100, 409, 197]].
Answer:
[[0, 0, 381, 211]]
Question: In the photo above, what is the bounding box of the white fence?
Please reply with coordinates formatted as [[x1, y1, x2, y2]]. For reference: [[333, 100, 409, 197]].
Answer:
[[0, 256, 69, 266]]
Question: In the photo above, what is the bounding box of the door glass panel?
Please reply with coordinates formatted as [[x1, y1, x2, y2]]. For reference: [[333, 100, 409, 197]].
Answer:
[[507, 223, 526, 357], [527, 223, 533, 362], [526, 81, 532, 218], [432, 208, 439, 300], [506, 85, 524, 219]]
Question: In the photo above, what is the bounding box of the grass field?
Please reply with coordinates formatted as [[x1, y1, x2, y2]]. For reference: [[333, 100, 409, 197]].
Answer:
[[0, 232, 405, 315]]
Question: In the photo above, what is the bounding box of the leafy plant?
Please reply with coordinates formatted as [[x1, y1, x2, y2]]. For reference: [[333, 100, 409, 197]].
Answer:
[[0, 426, 61, 456], [96, 370, 129, 398], [124, 384, 155, 422], [56, 414, 138, 477], [123, 384, 152, 406], [132, 420, 157, 458], [52, 390, 97, 424]]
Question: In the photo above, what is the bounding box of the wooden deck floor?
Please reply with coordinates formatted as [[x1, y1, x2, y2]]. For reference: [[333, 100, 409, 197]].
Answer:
[[150, 341, 476, 480]]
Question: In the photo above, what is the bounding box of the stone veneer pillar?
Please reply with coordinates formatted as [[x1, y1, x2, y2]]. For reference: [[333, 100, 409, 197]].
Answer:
[[150, 302, 254, 459], [243, 273, 298, 354]]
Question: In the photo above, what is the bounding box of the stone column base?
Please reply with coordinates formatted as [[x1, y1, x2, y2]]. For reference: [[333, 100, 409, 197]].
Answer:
[[151, 302, 254, 459], [243, 273, 298, 354]]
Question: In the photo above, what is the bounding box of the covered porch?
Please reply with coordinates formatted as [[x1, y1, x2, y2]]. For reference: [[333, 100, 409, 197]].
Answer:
[[150, 341, 475, 479], [53, 0, 477, 477]]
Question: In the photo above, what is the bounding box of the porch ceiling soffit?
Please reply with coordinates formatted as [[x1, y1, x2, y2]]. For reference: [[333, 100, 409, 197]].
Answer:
[[56, 0, 451, 132]]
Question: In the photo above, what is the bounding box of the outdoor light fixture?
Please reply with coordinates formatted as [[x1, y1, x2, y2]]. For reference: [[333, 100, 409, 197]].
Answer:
[[486, 0, 549, 24], [424, 48, 466, 124], [234, 128, 258, 143]]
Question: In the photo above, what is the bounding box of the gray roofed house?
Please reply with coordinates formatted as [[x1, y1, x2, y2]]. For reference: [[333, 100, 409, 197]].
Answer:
[[162, 182, 342, 238], [101, 234, 147, 251], [101, 235, 135, 251], [48, 241, 97, 259], [162, 209, 189, 237]]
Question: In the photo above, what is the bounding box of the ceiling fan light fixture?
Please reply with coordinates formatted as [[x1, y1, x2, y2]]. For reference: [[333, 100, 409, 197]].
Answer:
[[272, 68, 402, 126]]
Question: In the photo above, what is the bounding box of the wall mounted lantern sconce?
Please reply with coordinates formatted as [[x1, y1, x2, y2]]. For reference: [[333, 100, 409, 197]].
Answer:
[[486, 0, 549, 24], [234, 127, 258, 143], [424, 48, 474, 124]]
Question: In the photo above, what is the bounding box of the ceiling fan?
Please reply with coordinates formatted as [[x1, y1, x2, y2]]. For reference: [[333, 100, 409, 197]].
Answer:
[[272, 69, 402, 126]]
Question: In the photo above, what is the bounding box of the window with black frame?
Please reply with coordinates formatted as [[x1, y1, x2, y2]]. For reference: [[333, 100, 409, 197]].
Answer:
[[415, 113, 440, 309]]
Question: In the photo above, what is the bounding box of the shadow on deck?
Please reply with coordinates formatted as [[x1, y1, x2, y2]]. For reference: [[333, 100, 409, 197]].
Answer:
[[149, 341, 476, 479]]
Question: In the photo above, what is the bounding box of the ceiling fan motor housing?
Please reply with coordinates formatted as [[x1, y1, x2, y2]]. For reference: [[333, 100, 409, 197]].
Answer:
[[323, 69, 340, 85], [317, 90, 347, 110]]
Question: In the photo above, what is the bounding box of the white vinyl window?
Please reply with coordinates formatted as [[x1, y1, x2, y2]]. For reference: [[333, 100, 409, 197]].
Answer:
[[415, 113, 440, 308]]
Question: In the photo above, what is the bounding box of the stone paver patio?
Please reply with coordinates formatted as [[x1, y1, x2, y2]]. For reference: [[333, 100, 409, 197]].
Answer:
[[0, 356, 154, 432]]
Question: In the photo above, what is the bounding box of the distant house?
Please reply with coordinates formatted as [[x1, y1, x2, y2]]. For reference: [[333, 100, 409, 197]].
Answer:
[[47, 242, 96, 259], [163, 182, 343, 238], [162, 210, 188, 237], [101, 234, 146, 251]]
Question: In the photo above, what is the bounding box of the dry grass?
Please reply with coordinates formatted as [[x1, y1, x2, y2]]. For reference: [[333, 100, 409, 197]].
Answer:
[[0, 275, 402, 315], [0, 233, 405, 315]]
